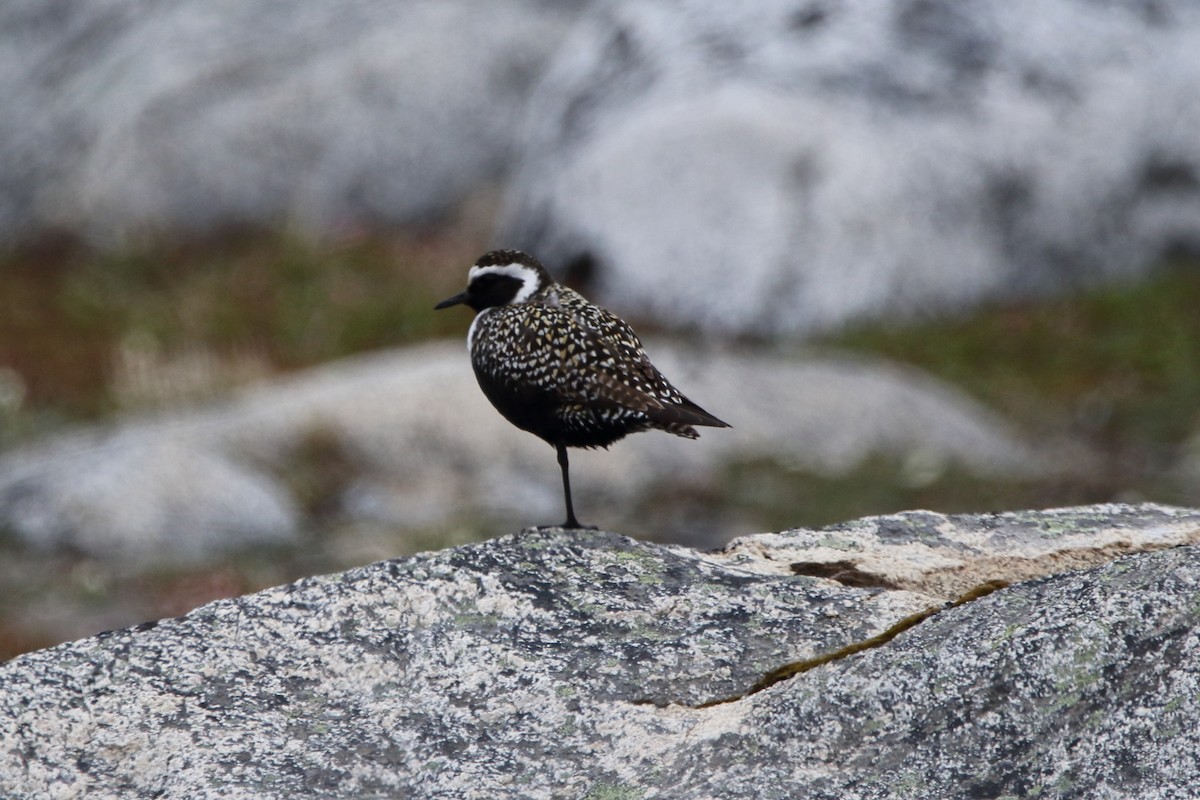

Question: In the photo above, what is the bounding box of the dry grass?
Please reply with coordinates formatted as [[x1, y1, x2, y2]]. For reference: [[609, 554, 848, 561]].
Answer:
[[0, 215, 490, 428]]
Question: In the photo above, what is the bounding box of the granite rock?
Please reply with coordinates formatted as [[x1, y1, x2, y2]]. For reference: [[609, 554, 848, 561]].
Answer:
[[0, 0, 581, 243], [1, 503, 1199, 798], [501, 0, 1200, 334]]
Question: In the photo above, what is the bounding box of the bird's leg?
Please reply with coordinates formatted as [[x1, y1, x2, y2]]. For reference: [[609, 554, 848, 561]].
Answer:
[[555, 442, 595, 530]]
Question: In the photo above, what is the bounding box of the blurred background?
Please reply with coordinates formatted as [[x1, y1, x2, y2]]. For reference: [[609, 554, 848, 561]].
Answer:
[[2, 0, 1199, 659]]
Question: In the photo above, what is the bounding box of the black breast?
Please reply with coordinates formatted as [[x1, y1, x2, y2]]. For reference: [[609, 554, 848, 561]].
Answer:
[[472, 361, 639, 449], [469, 303, 663, 449]]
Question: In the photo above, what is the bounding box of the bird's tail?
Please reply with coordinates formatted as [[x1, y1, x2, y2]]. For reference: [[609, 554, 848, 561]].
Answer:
[[646, 398, 731, 438]]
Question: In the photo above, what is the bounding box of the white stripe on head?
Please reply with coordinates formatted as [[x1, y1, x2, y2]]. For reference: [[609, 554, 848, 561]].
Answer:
[[468, 263, 541, 304]]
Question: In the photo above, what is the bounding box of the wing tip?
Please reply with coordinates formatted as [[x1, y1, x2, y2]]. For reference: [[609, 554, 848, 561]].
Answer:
[[649, 401, 731, 433]]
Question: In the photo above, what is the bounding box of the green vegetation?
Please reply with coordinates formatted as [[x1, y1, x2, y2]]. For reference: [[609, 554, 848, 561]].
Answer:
[[828, 266, 1200, 458]]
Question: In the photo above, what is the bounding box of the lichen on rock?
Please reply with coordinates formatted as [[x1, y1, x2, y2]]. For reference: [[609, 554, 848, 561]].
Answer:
[[1, 503, 1199, 798]]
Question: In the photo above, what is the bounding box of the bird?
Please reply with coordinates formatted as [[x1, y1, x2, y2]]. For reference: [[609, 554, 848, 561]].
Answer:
[[434, 249, 730, 529]]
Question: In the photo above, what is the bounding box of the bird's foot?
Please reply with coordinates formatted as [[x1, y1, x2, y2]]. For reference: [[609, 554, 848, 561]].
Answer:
[[535, 520, 599, 531]]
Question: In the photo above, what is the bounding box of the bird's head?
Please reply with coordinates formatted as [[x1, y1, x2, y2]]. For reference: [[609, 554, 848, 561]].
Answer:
[[434, 250, 554, 312]]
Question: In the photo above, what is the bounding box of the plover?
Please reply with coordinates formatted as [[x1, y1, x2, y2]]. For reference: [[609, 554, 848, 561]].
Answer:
[[435, 249, 729, 529]]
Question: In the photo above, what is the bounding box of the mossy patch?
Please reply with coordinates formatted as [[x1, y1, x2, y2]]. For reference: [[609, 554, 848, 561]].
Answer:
[[585, 784, 643, 800]]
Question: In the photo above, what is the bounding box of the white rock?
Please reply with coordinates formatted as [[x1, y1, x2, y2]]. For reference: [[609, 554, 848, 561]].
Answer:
[[0, 430, 296, 562], [0, 0, 582, 242], [502, 0, 1200, 333]]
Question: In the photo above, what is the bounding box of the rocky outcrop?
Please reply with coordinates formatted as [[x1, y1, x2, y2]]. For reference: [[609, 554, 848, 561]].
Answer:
[[0, 342, 1054, 561], [501, 0, 1200, 333], [0, 0, 582, 243], [2, 504, 1198, 798]]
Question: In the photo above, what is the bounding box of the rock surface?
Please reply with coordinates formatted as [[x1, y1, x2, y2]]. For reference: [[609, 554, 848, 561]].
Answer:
[[502, 0, 1200, 334], [0, 341, 1053, 560], [0, 0, 581, 243], [0, 431, 297, 561], [1, 503, 1199, 798]]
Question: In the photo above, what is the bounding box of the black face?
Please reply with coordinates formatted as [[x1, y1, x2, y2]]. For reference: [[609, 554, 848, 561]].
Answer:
[[434, 272, 525, 312]]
